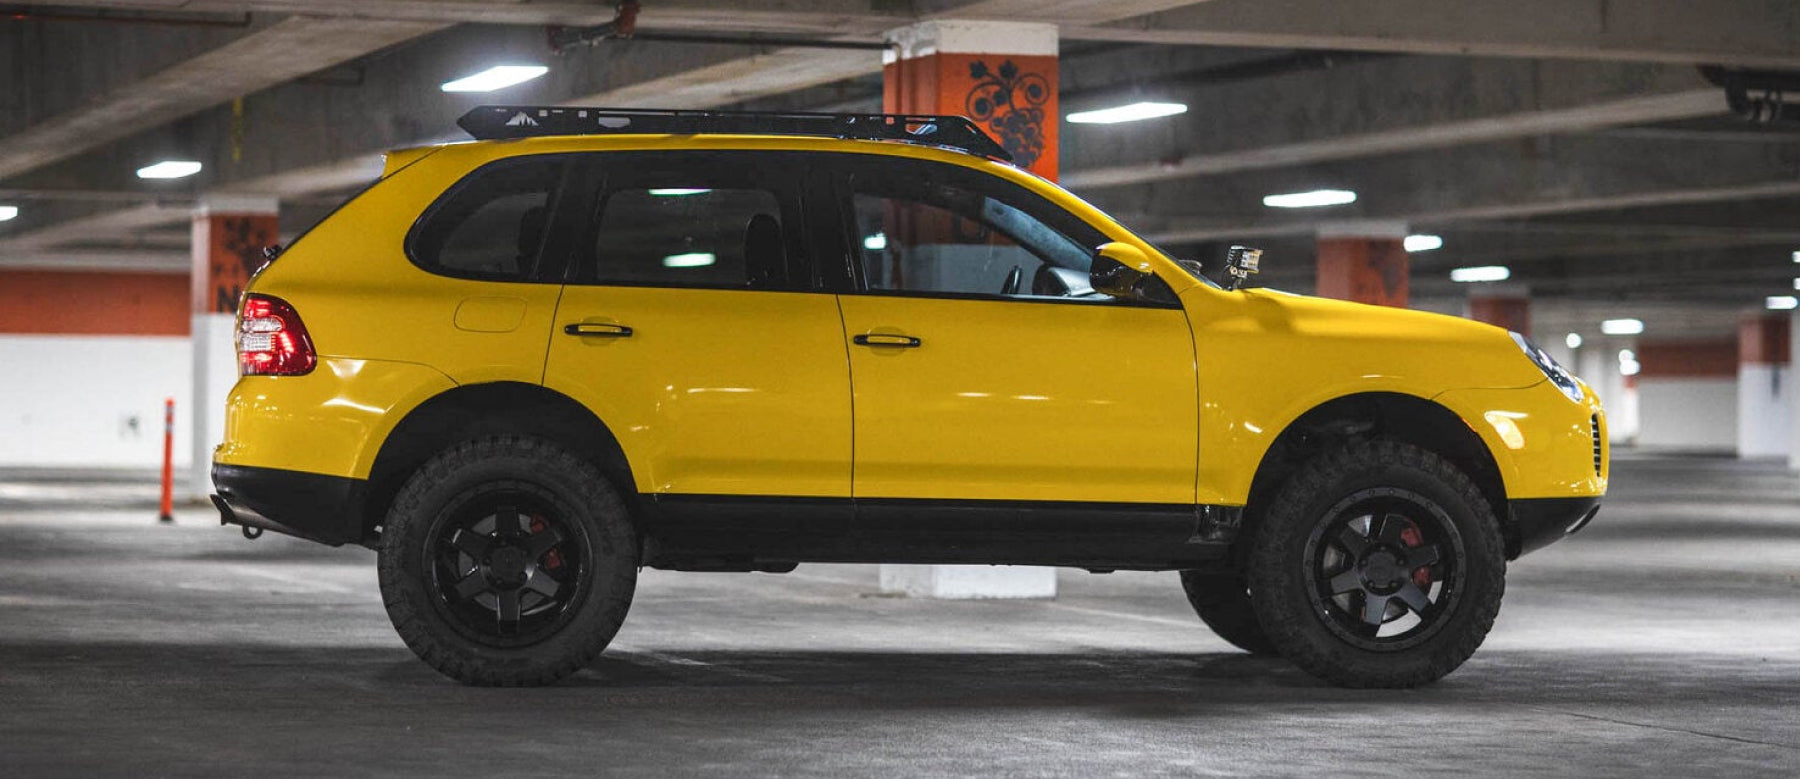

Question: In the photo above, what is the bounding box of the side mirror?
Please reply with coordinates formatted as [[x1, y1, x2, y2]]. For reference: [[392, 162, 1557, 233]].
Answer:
[[1090, 242, 1153, 299]]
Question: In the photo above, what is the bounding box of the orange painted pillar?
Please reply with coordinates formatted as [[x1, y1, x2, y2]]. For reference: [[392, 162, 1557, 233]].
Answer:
[[189, 196, 279, 499], [1316, 224, 1408, 307], [1467, 286, 1531, 337], [878, 20, 1060, 600], [883, 20, 1060, 182]]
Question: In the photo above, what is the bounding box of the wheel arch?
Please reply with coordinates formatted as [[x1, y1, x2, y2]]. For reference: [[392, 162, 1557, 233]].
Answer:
[[361, 382, 637, 543], [1239, 391, 1511, 560]]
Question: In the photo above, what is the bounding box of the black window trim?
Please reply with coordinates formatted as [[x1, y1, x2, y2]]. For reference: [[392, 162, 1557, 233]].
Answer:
[[402, 152, 585, 285], [822, 153, 1183, 310]]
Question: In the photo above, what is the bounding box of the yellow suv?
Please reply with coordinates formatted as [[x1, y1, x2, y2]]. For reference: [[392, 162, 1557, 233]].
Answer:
[[211, 106, 1606, 688]]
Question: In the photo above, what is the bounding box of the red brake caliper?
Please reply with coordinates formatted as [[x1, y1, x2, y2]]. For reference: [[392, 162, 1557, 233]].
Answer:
[[1399, 522, 1432, 588], [528, 516, 564, 571]]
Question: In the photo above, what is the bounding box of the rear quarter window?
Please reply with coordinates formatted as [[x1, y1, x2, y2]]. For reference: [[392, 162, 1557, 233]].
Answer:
[[407, 157, 564, 281]]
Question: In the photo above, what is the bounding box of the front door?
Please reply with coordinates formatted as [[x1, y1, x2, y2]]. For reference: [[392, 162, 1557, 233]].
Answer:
[[541, 152, 852, 555], [826, 156, 1200, 557]]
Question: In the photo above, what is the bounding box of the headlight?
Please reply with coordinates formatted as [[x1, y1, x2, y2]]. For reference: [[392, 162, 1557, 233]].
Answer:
[[1511, 331, 1585, 402]]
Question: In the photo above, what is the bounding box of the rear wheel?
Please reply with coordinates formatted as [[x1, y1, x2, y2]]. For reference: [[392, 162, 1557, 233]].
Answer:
[[1247, 440, 1504, 688], [1178, 571, 1277, 655], [378, 436, 637, 686]]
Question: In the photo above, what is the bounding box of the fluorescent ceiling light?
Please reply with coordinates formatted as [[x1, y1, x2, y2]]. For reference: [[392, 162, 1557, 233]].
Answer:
[[440, 65, 549, 93], [863, 232, 888, 251], [136, 160, 202, 179], [1601, 318, 1644, 335], [1565, 333, 1582, 349], [1793, 278, 1800, 290], [1262, 189, 1357, 209], [1792, 250, 1799, 263], [662, 252, 716, 268], [648, 188, 710, 197], [1768, 296, 1799, 311], [1066, 101, 1188, 125], [1449, 265, 1510, 283], [1403, 234, 1443, 252], [0, 205, 17, 222]]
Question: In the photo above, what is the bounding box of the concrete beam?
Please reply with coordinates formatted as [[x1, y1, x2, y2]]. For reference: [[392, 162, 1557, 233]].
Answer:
[[1111, 136, 1800, 245], [1064, 0, 1800, 69], [0, 249, 188, 273], [0, 15, 445, 183]]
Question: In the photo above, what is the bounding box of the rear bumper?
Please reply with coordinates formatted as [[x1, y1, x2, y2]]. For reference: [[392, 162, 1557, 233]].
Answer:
[[1508, 496, 1601, 558], [211, 463, 369, 547]]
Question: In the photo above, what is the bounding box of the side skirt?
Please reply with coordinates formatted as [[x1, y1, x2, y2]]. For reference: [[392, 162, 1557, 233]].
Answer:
[[637, 494, 1239, 571]]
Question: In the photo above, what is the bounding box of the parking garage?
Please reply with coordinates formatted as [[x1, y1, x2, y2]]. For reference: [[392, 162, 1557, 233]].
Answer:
[[3, 1, 1799, 775]]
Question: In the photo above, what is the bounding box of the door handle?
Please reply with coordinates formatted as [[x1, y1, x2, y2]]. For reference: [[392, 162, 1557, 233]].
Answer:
[[853, 333, 921, 348], [564, 322, 633, 337]]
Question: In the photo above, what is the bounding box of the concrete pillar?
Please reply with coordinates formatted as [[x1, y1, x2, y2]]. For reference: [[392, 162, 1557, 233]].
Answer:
[[1466, 283, 1531, 336], [878, 19, 1059, 600], [1315, 221, 1409, 307], [1634, 338, 1738, 452], [1738, 314, 1792, 459], [189, 195, 278, 500]]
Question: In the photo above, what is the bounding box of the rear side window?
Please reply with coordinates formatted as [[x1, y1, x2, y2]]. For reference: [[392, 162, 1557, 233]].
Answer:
[[592, 188, 789, 288], [408, 157, 563, 281]]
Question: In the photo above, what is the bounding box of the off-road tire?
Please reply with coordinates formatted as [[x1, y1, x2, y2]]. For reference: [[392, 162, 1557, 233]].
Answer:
[[378, 436, 637, 686], [1246, 440, 1505, 688], [1178, 571, 1278, 655]]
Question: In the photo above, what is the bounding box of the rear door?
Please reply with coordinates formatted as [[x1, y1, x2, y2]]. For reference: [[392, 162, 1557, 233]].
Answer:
[[541, 152, 853, 550]]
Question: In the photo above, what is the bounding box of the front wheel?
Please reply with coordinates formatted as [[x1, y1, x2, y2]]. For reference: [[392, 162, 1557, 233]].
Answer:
[[377, 436, 638, 686], [1247, 440, 1505, 688]]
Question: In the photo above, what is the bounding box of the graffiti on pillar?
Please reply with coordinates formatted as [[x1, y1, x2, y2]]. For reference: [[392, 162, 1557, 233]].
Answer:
[[209, 214, 278, 314], [964, 59, 1050, 170]]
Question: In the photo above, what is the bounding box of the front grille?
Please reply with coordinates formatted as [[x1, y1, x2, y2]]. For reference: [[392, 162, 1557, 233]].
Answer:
[[1590, 414, 1603, 475]]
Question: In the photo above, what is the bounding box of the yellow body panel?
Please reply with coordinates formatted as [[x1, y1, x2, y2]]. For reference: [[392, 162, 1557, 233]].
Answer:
[[214, 357, 456, 479], [544, 286, 853, 497], [837, 295, 1197, 503], [219, 131, 1605, 514]]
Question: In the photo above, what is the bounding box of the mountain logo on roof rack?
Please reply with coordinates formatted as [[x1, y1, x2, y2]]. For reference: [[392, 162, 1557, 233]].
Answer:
[[505, 111, 539, 128]]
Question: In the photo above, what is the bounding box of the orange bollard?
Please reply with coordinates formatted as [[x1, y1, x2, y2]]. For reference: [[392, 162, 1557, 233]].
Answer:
[[158, 397, 175, 523]]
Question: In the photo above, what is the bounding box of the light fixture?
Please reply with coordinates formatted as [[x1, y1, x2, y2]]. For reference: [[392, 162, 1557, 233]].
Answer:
[[649, 188, 710, 197], [136, 160, 203, 179], [1262, 189, 1357, 209], [1449, 265, 1510, 283], [863, 232, 888, 251], [662, 252, 716, 268], [1792, 278, 1800, 290], [1618, 349, 1641, 377], [0, 205, 17, 222], [1767, 296, 1799, 311], [1403, 234, 1443, 253], [1601, 318, 1644, 335], [440, 65, 549, 93], [1066, 101, 1188, 125], [1792, 250, 1799, 263], [1565, 333, 1583, 349]]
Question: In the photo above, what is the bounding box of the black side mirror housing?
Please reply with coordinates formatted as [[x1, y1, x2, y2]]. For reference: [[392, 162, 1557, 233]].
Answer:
[[1090, 242, 1152, 299]]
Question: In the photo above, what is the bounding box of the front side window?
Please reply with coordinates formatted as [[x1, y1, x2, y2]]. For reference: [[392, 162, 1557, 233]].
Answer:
[[408, 157, 563, 281], [846, 161, 1108, 301]]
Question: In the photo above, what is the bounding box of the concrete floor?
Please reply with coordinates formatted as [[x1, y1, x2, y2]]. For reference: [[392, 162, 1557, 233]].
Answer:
[[2, 454, 1797, 777]]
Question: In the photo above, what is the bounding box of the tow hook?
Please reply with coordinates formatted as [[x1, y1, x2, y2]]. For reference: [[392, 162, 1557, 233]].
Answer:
[[242, 525, 264, 540]]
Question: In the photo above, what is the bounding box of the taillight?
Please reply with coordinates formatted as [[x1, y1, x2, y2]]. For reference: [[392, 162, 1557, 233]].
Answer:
[[237, 294, 316, 376]]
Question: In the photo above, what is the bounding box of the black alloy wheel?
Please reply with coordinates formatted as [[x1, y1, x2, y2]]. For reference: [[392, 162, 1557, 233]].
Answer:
[[1302, 489, 1465, 652], [426, 495, 585, 647]]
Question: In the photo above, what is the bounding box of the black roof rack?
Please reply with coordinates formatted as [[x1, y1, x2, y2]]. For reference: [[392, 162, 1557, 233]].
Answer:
[[456, 105, 1013, 162]]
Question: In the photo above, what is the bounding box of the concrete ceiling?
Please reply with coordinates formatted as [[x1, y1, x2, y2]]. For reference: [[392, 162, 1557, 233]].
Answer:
[[1, 0, 1798, 332]]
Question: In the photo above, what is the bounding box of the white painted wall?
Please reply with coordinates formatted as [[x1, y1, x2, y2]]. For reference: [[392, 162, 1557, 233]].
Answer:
[[1636, 378, 1738, 452], [190, 313, 238, 499], [1737, 364, 1791, 459], [0, 335, 193, 468]]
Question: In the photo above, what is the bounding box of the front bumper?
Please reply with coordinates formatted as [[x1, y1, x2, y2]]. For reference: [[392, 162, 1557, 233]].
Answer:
[[211, 463, 369, 547], [1508, 496, 1601, 557]]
